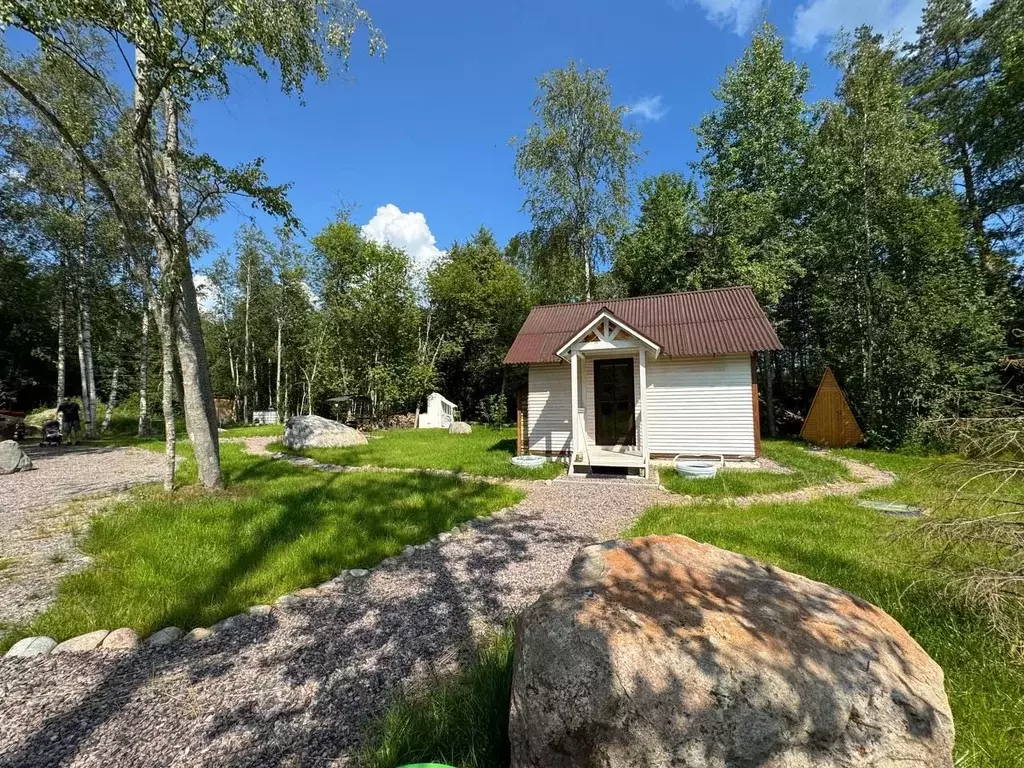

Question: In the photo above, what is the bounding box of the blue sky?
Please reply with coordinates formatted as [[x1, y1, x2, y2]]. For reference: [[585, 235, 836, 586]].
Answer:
[[53, 1, 972, 270]]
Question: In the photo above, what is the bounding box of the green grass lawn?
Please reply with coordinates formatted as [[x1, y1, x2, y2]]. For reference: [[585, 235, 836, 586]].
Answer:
[[1, 442, 522, 650], [627, 448, 1024, 768], [659, 438, 851, 497], [279, 427, 565, 480], [219, 423, 285, 437]]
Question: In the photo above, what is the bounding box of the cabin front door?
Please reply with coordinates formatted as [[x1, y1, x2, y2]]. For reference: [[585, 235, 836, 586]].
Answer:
[[594, 358, 636, 446]]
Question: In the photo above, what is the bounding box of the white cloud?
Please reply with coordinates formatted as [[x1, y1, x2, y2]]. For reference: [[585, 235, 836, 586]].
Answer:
[[792, 0, 992, 50], [668, 0, 765, 35], [360, 203, 445, 274], [193, 273, 220, 315], [627, 95, 670, 122]]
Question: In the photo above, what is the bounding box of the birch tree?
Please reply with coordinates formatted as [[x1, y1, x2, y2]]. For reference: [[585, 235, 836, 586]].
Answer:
[[513, 61, 641, 301], [0, 0, 383, 489]]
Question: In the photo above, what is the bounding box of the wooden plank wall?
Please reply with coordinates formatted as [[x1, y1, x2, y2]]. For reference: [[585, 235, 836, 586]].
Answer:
[[800, 368, 864, 447]]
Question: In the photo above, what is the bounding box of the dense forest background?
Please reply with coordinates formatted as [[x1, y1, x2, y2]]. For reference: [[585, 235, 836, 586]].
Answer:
[[2, 0, 1022, 449]]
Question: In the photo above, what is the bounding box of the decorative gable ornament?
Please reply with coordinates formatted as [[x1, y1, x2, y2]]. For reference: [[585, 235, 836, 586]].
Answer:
[[800, 367, 864, 448]]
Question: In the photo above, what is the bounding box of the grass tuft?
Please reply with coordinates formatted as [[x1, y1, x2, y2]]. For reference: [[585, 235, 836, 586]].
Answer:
[[281, 427, 565, 480], [360, 627, 516, 768], [659, 439, 850, 498]]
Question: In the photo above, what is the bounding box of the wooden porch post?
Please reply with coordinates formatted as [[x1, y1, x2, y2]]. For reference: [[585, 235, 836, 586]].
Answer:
[[569, 350, 579, 474], [639, 348, 650, 478]]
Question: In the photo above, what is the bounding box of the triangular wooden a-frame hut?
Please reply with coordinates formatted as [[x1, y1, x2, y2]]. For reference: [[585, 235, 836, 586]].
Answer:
[[800, 367, 864, 447]]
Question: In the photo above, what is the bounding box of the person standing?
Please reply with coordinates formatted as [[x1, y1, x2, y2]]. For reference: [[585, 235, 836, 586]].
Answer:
[[56, 397, 82, 445]]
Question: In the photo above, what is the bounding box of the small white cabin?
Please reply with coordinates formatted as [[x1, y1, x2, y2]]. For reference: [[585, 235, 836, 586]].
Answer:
[[417, 392, 460, 429], [504, 286, 782, 477]]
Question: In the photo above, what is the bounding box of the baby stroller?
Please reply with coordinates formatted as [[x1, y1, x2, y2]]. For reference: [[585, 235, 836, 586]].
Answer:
[[41, 419, 62, 449]]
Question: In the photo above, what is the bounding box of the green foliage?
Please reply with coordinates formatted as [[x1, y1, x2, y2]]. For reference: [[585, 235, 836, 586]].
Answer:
[[314, 216, 430, 416], [693, 22, 811, 310], [428, 227, 530, 413], [660, 440, 850, 498], [806, 29, 1002, 445], [613, 172, 702, 297], [479, 393, 508, 426], [279, 427, 564, 480], [360, 627, 516, 768], [0, 442, 521, 649], [629, 450, 1024, 766], [513, 60, 642, 301]]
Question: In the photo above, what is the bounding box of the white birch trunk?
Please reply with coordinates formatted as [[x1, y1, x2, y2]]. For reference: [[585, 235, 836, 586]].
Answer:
[[275, 316, 282, 415], [56, 284, 66, 402], [101, 359, 120, 432], [138, 295, 151, 436], [163, 93, 222, 488]]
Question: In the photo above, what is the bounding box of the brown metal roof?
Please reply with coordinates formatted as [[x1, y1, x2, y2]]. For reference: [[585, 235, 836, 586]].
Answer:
[[503, 286, 782, 364]]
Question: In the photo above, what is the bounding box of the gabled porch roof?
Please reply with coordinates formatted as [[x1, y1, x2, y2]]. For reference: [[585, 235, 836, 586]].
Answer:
[[554, 308, 661, 361]]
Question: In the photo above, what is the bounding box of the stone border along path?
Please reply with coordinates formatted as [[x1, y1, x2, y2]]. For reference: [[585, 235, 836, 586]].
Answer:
[[0, 441, 895, 768]]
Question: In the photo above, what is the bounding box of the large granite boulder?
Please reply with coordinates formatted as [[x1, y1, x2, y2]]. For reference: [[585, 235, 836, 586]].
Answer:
[[510, 535, 954, 768], [0, 439, 32, 474], [448, 421, 472, 435], [283, 415, 367, 450]]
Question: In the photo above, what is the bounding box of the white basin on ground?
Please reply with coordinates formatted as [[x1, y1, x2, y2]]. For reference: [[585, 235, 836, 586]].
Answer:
[[674, 455, 724, 479], [511, 455, 546, 469]]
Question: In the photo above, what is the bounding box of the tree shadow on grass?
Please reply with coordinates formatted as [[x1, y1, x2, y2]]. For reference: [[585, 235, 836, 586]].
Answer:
[[0, 455, 552, 768]]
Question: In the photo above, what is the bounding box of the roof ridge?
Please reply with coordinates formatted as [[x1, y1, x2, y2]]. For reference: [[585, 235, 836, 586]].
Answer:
[[527, 285, 754, 311]]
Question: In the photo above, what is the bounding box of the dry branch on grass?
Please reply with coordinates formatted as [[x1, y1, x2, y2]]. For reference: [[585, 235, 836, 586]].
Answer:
[[917, 399, 1024, 655]]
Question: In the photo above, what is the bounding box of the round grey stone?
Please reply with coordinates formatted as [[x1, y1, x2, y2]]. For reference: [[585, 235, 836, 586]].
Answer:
[[146, 627, 184, 646], [5, 636, 57, 657], [101, 628, 140, 650], [52, 630, 109, 654]]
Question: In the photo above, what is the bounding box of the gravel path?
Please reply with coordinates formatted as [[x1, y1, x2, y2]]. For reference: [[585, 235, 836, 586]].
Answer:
[[0, 444, 895, 768], [0, 445, 165, 628], [0, 480, 672, 767]]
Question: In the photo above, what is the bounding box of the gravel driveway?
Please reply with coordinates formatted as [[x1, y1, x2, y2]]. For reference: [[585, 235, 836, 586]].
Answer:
[[0, 479, 672, 767], [0, 445, 165, 627]]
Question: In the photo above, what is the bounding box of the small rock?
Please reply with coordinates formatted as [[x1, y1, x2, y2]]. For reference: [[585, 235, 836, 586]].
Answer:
[[348, 568, 369, 578], [247, 604, 273, 616], [147, 627, 184, 646], [402, 545, 416, 557], [101, 628, 140, 650], [293, 587, 321, 598], [448, 421, 472, 435], [210, 615, 242, 633], [275, 594, 301, 608], [52, 630, 109, 654], [318, 580, 341, 591], [437, 532, 451, 543], [80, 555, 95, 566], [184, 627, 214, 642], [0, 439, 32, 474], [5, 636, 57, 657]]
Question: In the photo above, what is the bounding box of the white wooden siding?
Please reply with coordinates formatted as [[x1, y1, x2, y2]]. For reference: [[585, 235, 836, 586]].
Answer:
[[645, 355, 755, 457], [527, 364, 572, 454], [582, 354, 640, 448]]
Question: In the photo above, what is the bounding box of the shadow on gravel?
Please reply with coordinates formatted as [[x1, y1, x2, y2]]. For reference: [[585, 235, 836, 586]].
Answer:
[[0, 482, 646, 768]]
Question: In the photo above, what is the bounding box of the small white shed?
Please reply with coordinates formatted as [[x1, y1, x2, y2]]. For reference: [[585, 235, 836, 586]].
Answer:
[[417, 393, 460, 429], [504, 286, 782, 477]]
